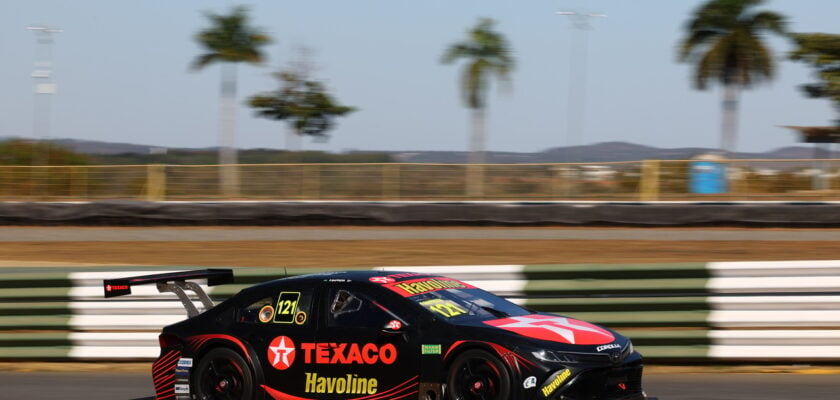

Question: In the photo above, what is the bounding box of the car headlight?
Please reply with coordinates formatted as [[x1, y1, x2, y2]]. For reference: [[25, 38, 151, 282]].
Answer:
[[532, 350, 581, 364], [623, 339, 634, 356]]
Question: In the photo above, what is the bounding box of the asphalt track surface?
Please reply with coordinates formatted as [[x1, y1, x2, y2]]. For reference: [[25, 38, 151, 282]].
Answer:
[[0, 371, 837, 399], [1, 227, 840, 241]]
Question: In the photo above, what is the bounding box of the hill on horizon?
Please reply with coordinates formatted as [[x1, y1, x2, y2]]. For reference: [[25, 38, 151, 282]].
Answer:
[[0, 137, 823, 163]]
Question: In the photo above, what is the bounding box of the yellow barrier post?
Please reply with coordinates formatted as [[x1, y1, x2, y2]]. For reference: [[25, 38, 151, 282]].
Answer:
[[146, 164, 166, 201], [466, 164, 485, 198], [639, 160, 660, 201], [382, 164, 400, 199], [304, 165, 321, 199], [70, 166, 88, 200]]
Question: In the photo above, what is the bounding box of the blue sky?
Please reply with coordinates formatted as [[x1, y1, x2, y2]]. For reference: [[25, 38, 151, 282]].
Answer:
[[1, 0, 837, 154]]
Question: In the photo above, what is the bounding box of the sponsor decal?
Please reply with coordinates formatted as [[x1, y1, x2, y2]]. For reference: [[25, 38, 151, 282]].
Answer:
[[386, 319, 403, 330], [268, 338, 398, 369], [300, 342, 398, 365], [274, 292, 301, 324], [484, 315, 615, 345], [105, 284, 129, 292], [596, 343, 622, 352], [262, 375, 419, 400], [295, 311, 308, 325], [174, 384, 190, 394], [420, 298, 467, 318], [259, 305, 275, 323], [523, 376, 537, 389], [267, 336, 296, 370], [541, 369, 572, 397], [176, 357, 193, 368], [369, 276, 395, 284], [385, 277, 476, 297], [387, 272, 424, 279], [305, 372, 378, 395], [421, 344, 441, 355]]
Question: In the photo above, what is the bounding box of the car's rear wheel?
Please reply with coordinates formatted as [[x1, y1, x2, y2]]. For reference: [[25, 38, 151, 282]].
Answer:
[[193, 347, 254, 400], [446, 349, 511, 400]]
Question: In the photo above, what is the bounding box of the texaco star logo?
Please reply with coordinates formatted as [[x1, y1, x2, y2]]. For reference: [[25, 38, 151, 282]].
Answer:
[[485, 315, 614, 345], [267, 336, 296, 370], [369, 276, 395, 284]]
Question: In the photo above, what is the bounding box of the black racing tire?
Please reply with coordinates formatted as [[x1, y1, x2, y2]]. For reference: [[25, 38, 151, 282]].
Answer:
[[446, 349, 512, 400], [192, 347, 255, 400]]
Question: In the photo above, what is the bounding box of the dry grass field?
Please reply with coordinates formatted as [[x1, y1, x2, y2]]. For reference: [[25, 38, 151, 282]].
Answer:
[[0, 227, 839, 267]]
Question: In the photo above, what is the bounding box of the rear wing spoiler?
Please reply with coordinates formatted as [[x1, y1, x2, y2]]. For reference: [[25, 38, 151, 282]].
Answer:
[[103, 269, 234, 318]]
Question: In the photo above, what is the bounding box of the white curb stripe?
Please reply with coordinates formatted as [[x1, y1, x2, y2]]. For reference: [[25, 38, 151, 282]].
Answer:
[[69, 346, 161, 359], [709, 346, 840, 359]]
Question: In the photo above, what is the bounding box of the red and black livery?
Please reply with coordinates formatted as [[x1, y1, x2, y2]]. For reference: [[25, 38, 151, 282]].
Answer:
[[104, 269, 655, 400]]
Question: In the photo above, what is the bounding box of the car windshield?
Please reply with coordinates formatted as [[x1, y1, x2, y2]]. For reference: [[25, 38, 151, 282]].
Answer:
[[406, 287, 530, 322]]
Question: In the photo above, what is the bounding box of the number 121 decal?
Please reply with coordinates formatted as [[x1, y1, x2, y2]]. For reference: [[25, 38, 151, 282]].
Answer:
[[274, 292, 301, 324]]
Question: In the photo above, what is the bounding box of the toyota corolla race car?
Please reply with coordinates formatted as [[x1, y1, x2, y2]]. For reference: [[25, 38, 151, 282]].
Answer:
[[104, 269, 653, 400]]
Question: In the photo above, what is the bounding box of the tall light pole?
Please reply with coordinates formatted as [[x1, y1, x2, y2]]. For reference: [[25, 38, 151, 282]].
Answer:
[[27, 25, 61, 166], [556, 11, 606, 162]]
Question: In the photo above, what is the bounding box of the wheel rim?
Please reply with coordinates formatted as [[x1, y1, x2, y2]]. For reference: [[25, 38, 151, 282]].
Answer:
[[199, 357, 245, 400], [452, 357, 503, 400]]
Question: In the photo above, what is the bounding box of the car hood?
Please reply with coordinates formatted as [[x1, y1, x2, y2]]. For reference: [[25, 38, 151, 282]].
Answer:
[[453, 313, 628, 350]]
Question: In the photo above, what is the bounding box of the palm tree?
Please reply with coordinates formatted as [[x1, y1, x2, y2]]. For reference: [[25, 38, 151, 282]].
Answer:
[[192, 6, 271, 197], [789, 33, 840, 125], [442, 18, 514, 195], [248, 70, 356, 149], [678, 0, 785, 153]]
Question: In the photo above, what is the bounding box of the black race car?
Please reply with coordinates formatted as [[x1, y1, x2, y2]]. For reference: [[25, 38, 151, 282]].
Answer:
[[104, 269, 653, 400]]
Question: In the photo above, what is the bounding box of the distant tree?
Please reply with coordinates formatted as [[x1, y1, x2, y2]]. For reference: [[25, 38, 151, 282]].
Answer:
[[678, 0, 786, 153], [789, 33, 840, 125], [442, 18, 515, 165], [248, 70, 355, 150], [0, 140, 88, 165], [191, 6, 271, 195]]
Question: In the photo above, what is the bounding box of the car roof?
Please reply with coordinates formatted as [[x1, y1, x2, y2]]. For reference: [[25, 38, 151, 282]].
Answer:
[[239, 270, 439, 295]]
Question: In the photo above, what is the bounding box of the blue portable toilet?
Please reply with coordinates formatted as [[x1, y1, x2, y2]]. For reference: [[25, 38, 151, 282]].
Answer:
[[690, 154, 727, 194]]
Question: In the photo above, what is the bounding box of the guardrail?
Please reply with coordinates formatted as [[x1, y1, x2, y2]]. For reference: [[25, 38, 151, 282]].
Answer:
[[1, 261, 839, 362], [3, 159, 840, 201]]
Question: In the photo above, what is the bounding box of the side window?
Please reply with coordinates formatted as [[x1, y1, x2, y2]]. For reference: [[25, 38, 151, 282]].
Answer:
[[327, 288, 393, 329], [239, 289, 313, 326], [240, 297, 274, 323]]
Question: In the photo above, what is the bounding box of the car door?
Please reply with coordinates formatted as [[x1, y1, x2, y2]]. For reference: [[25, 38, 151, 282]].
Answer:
[[236, 283, 317, 397], [308, 283, 419, 399]]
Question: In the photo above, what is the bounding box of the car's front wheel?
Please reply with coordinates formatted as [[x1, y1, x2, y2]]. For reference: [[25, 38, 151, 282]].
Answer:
[[446, 349, 511, 400], [192, 347, 255, 400]]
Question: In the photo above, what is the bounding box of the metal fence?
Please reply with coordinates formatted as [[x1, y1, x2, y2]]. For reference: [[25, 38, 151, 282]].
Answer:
[[2, 159, 840, 201]]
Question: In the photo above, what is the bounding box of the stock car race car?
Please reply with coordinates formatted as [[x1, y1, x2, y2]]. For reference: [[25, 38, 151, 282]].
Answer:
[[104, 269, 653, 400]]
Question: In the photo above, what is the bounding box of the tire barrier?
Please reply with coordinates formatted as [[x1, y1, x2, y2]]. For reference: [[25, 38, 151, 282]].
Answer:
[[1, 261, 838, 362], [3, 200, 840, 226]]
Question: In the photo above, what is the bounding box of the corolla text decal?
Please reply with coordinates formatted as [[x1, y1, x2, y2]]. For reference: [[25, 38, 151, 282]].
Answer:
[[596, 343, 621, 352]]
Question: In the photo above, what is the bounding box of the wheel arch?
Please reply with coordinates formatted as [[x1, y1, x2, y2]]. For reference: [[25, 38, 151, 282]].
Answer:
[[444, 341, 517, 376], [189, 335, 266, 400], [444, 342, 522, 400]]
